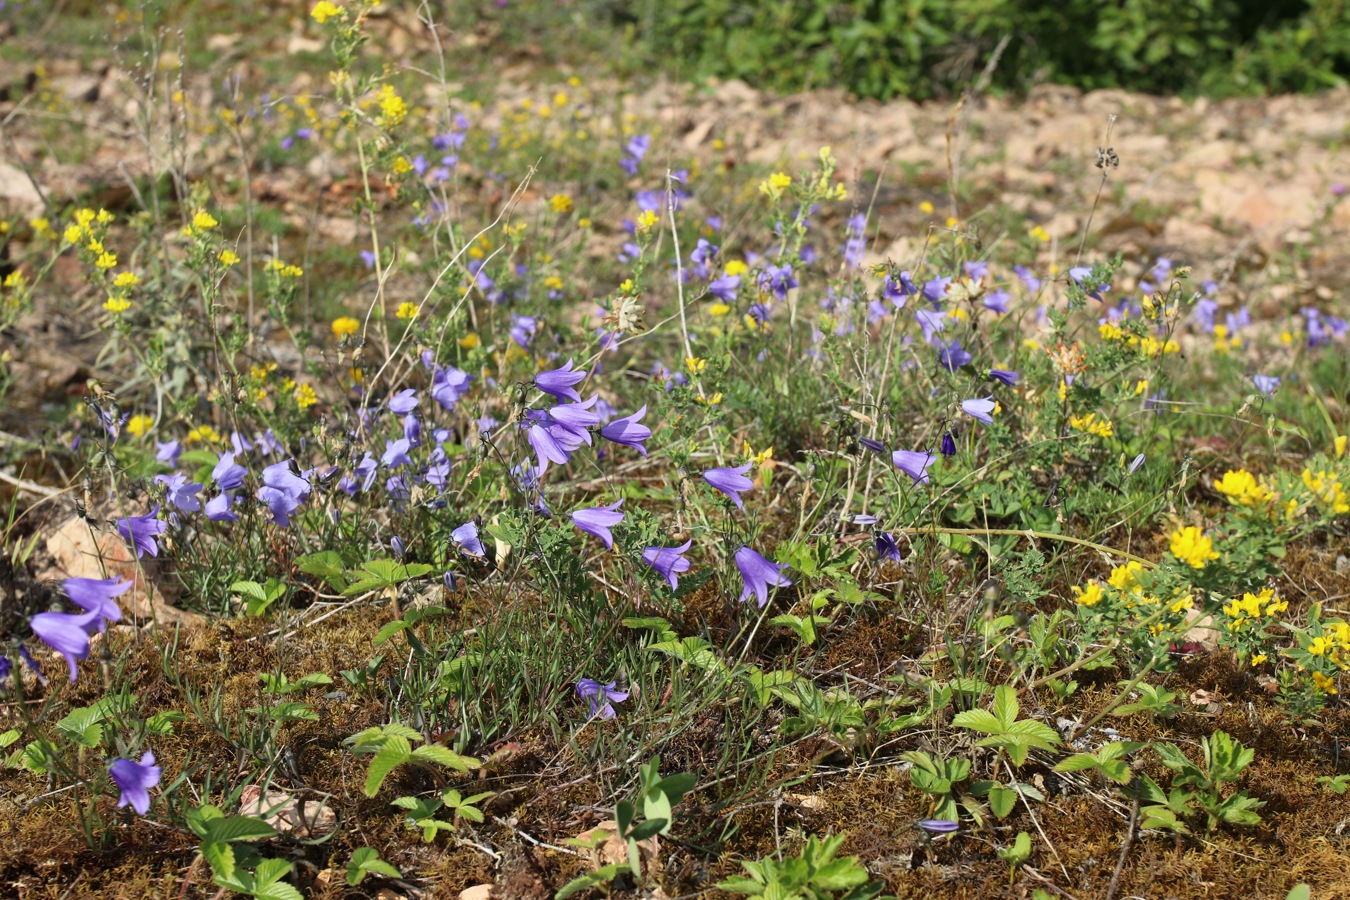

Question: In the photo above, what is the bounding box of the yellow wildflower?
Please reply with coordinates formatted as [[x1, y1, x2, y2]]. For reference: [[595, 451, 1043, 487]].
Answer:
[[219, 249, 240, 266], [331, 316, 360, 338], [95, 252, 118, 270], [1069, 412, 1114, 438], [1028, 225, 1050, 242], [635, 210, 659, 232], [1311, 670, 1338, 694], [1072, 583, 1104, 607], [377, 85, 407, 128], [192, 211, 219, 230], [310, 1, 343, 23], [918, 201, 934, 215], [758, 172, 791, 198], [1169, 526, 1219, 569], [391, 156, 414, 175], [113, 271, 140, 288], [1108, 561, 1143, 593], [103, 296, 131, 314], [685, 356, 707, 374], [64, 225, 85, 244], [395, 302, 419, 320], [543, 275, 564, 292], [185, 424, 222, 444], [126, 415, 154, 437], [1336, 435, 1347, 459], [295, 383, 318, 409], [709, 302, 731, 317], [1214, 469, 1273, 507], [459, 333, 480, 349], [724, 260, 747, 277], [549, 193, 574, 214]]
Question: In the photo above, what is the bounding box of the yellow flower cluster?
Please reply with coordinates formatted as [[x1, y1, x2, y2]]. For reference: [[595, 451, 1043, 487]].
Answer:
[[1214, 469, 1274, 507], [635, 210, 659, 232], [295, 383, 319, 409], [1069, 412, 1114, 438], [310, 1, 344, 23], [395, 302, 419, 320], [1169, 525, 1220, 569], [1095, 320, 1179, 357], [758, 171, 791, 200], [268, 259, 304, 278], [549, 193, 573, 214], [331, 316, 360, 338], [1301, 468, 1350, 515], [376, 85, 407, 129], [1222, 587, 1287, 631]]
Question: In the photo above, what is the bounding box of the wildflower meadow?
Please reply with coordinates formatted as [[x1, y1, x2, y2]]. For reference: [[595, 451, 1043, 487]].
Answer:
[[1, 3, 1349, 899]]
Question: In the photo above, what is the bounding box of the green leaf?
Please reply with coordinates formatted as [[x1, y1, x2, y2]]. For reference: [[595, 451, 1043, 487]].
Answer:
[[296, 551, 350, 590], [374, 619, 409, 646], [254, 858, 293, 888], [202, 815, 278, 844], [201, 840, 236, 883], [347, 847, 402, 886], [989, 785, 1018, 818], [951, 709, 1002, 734], [555, 865, 629, 899], [364, 741, 412, 797], [410, 744, 479, 772], [146, 709, 185, 736], [1286, 885, 1311, 900], [627, 818, 667, 841], [992, 685, 1018, 729]]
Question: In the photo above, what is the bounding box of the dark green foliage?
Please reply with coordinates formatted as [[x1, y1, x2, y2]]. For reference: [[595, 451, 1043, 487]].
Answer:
[[531, 0, 1350, 99]]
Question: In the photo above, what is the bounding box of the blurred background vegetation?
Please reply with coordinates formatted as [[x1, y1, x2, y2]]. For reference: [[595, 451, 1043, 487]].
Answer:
[[459, 0, 1350, 99]]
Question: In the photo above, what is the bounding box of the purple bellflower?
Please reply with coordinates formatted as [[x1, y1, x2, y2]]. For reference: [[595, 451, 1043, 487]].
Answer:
[[64, 577, 129, 623], [116, 507, 167, 558], [961, 397, 996, 425], [988, 369, 1020, 386], [30, 609, 102, 682], [155, 473, 203, 513], [572, 500, 625, 550], [453, 521, 485, 557], [734, 546, 793, 608], [703, 463, 755, 510], [876, 532, 902, 562], [892, 450, 935, 485], [600, 405, 650, 456], [109, 751, 162, 816], [576, 677, 629, 720], [212, 452, 247, 491], [1252, 374, 1280, 397], [643, 540, 692, 590], [535, 358, 586, 402]]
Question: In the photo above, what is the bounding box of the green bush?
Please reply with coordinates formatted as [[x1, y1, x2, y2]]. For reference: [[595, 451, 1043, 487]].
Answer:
[[610, 0, 1349, 99]]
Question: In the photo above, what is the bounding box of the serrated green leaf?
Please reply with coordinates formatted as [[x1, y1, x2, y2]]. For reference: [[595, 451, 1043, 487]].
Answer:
[[364, 742, 412, 797], [410, 744, 479, 772], [201, 840, 236, 882], [992, 685, 1019, 729], [203, 815, 278, 844], [951, 709, 1002, 734]]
